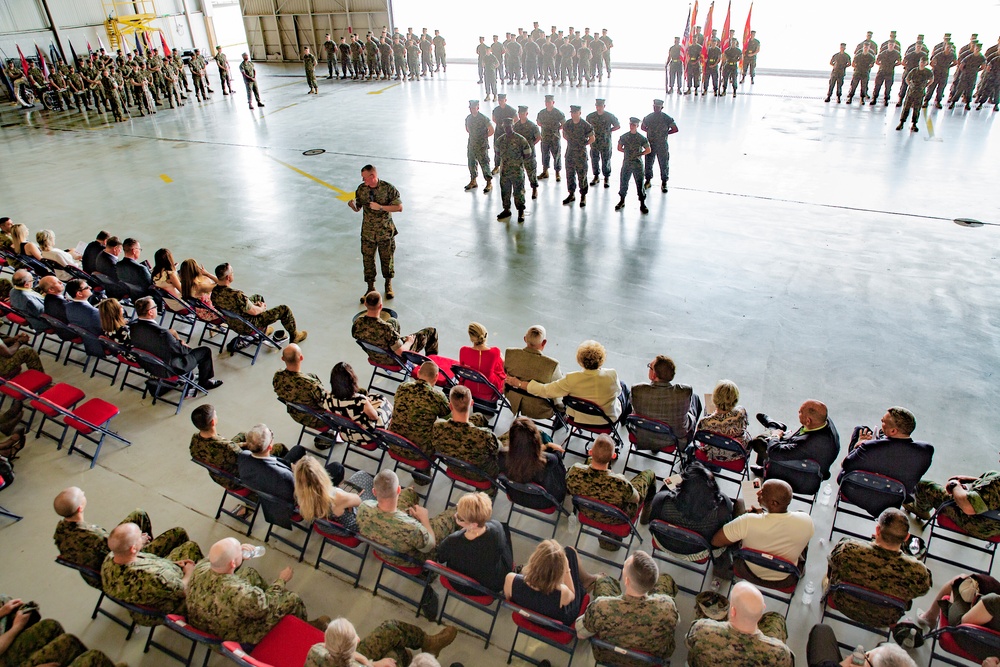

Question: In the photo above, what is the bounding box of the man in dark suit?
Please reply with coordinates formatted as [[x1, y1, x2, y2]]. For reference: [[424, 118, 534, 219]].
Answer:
[[750, 400, 841, 479], [81, 230, 109, 274], [839, 406, 934, 499], [129, 296, 223, 390], [41, 276, 68, 322], [93, 236, 122, 280], [116, 237, 153, 299], [64, 279, 103, 355], [236, 424, 343, 526], [9, 270, 47, 331]]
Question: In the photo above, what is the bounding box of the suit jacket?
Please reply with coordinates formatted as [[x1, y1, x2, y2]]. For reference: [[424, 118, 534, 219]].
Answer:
[[43, 293, 68, 323], [838, 436, 934, 497], [82, 241, 104, 274], [503, 346, 563, 419], [9, 287, 46, 331], [237, 451, 296, 526], [117, 257, 152, 294], [93, 251, 119, 280], [527, 367, 622, 425], [767, 419, 842, 479], [129, 318, 197, 374], [65, 299, 104, 355]]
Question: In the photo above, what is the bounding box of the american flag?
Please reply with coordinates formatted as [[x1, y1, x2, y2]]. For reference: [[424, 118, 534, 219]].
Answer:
[[681, 4, 691, 77]]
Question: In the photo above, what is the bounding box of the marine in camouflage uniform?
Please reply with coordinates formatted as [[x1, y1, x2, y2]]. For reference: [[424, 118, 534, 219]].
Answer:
[[560, 106, 594, 206], [911, 471, 1000, 539], [388, 378, 450, 456], [356, 487, 457, 565], [491, 95, 518, 173], [579, 572, 679, 665], [303, 48, 318, 93], [494, 119, 532, 222], [83, 62, 108, 112], [212, 283, 300, 340], [566, 464, 656, 525], [53, 509, 191, 589], [214, 47, 233, 94], [100, 67, 126, 121], [239, 54, 263, 108], [350, 35, 365, 79], [512, 105, 540, 198], [348, 173, 403, 295], [101, 540, 204, 625], [952, 45, 986, 109], [825, 537, 931, 628], [896, 60, 933, 131], [465, 101, 493, 191], [146, 50, 165, 101], [704, 39, 722, 94], [190, 431, 248, 490], [846, 46, 876, 103], [352, 315, 437, 367], [186, 560, 307, 644], [419, 35, 434, 77], [67, 66, 89, 110], [189, 50, 208, 101], [826, 44, 853, 102], [925, 45, 957, 107], [667, 38, 684, 93], [686, 618, 793, 667], [616, 118, 651, 213], [406, 40, 420, 80], [0, 609, 117, 667], [48, 67, 74, 110], [721, 40, 742, 96], [305, 619, 438, 667], [323, 35, 338, 78], [379, 38, 393, 80], [162, 56, 184, 108], [273, 369, 329, 430], [641, 101, 677, 192], [871, 44, 901, 105], [432, 417, 501, 482], [586, 100, 620, 187]]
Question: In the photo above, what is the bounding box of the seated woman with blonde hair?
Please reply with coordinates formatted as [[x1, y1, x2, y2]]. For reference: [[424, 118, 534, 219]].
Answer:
[[293, 457, 375, 533], [503, 539, 600, 625], [457, 321, 506, 401], [695, 379, 750, 461], [437, 492, 513, 594], [305, 616, 457, 667], [36, 229, 82, 280]]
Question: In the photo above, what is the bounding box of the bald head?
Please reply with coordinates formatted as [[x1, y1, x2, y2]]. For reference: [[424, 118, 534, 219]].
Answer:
[[107, 522, 142, 557], [209, 537, 242, 573], [760, 479, 793, 513], [38, 276, 62, 295], [729, 581, 766, 632], [282, 343, 303, 367], [417, 361, 439, 383], [798, 400, 827, 429], [53, 487, 85, 517]]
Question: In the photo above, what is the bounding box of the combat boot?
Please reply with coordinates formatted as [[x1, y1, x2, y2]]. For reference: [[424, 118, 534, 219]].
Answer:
[[483, 179, 492, 193], [464, 178, 478, 191], [579, 194, 586, 208], [615, 198, 626, 210], [497, 209, 512, 220], [538, 169, 549, 179], [555, 171, 561, 182], [422, 626, 458, 656], [589, 176, 599, 186], [640, 199, 649, 214], [911, 124, 919, 132], [562, 194, 575, 205], [517, 208, 525, 223], [491, 165, 500, 175], [895, 121, 904, 131], [604, 178, 610, 188], [531, 187, 538, 199], [643, 180, 651, 190], [384, 281, 394, 299], [661, 181, 668, 193], [360, 282, 375, 303]]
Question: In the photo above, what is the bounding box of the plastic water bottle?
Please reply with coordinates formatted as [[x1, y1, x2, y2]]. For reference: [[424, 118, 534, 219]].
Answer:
[[801, 580, 815, 605], [851, 645, 867, 665], [819, 484, 833, 506], [242, 545, 266, 560]]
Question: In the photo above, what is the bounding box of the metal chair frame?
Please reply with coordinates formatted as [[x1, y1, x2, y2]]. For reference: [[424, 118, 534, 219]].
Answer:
[[356, 533, 431, 618], [435, 453, 501, 510], [560, 395, 626, 461], [731, 547, 802, 617], [924, 500, 1000, 575], [648, 520, 713, 596], [375, 428, 439, 501], [820, 581, 907, 651], [313, 518, 370, 588], [692, 429, 750, 495], [622, 415, 681, 477], [191, 458, 261, 536], [216, 306, 285, 365], [162, 614, 224, 667], [504, 597, 589, 667], [829, 471, 907, 541], [571, 495, 644, 572], [449, 363, 512, 430], [766, 457, 824, 514], [499, 475, 569, 542], [355, 338, 413, 397], [243, 486, 313, 562], [425, 560, 503, 649], [130, 348, 208, 415]]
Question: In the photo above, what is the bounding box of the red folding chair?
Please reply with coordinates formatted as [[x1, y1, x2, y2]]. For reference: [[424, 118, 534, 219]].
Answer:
[[571, 495, 644, 572], [219, 615, 324, 667], [505, 595, 591, 667]]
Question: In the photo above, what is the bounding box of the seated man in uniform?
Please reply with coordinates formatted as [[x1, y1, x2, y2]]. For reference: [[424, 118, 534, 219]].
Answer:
[[388, 361, 450, 458], [565, 435, 656, 550], [630, 354, 702, 450], [576, 550, 679, 664], [824, 508, 932, 628], [686, 581, 794, 667], [53, 486, 194, 590], [187, 537, 326, 644], [272, 344, 332, 448], [101, 522, 203, 623], [0, 595, 120, 667], [211, 262, 307, 345], [356, 470, 457, 619], [839, 406, 934, 500], [712, 479, 814, 586], [907, 469, 1000, 539], [432, 385, 501, 483], [503, 325, 564, 420], [352, 290, 438, 365], [749, 399, 840, 479]]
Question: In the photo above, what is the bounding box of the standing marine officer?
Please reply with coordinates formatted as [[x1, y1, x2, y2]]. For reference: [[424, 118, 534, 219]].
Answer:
[[347, 165, 403, 300], [641, 99, 678, 193]]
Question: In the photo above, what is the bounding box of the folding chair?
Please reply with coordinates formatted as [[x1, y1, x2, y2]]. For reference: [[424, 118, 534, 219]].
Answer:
[[356, 533, 432, 617], [216, 307, 285, 365], [829, 471, 907, 541], [153, 287, 197, 342], [450, 364, 512, 430], [0, 300, 53, 350], [40, 314, 89, 369], [0, 466, 21, 523], [312, 518, 370, 588], [622, 415, 681, 477], [766, 458, 824, 514], [39, 259, 104, 293], [162, 614, 225, 667], [90, 271, 132, 301], [355, 339, 412, 396], [402, 350, 456, 388], [924, 500, 1000, 575], [499, 475, 569, 542], [25, 381, 85, 447], [97, 335, 147, 392], [276, 400, 339, 459], [561, 395, 626, 461], [435, 453, 500, 509], [67, 324, 121, 382], [426, 560, 503, 648], [571, 495, 644, 572], [375, 428, 438, 501], [55, 558, 124, 624], [16, 253, 55, 278], [649, 519, 713, 596], [219, 615, 324, 667], [506, 385, 565, 437], [732, 548, 803, 617], [504, 596, 590, 667], [245, 487, 312, 562], [589, 637, 666, 667], [20, 385, 128, 467], [184, 297, 229, 353], [928, 599, 1000, 667], [820, 581, 907, 650], [0, 370, 53, 410], [131, 348, 208, 415], [191, 458, 260, 535], [693, 430, 750, 496], [322, 411, 387, 474]]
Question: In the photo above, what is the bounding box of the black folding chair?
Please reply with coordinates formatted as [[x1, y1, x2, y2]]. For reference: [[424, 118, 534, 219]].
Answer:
[[242, 485, 312, 562], [40, 313, 89, 370], [732, 547, 803, 617], [355, 339, 413, 397], [0, 465, 21, 523], [375, 428, 438, 501], [499, 475, 569, 542], [561, 395, 626, 461], [925, 500, 1000, 575], [821, 581, 908, 651], [623, 414, 681, 477], [506, 385, 566, 436], [425, 560, 504, 649], [215, 307, 284, 365], [590, 637, 667, 666], [67, 324, 121, 382], [356, 533, 431, 618], [927, 614, 1000, 667], [402, 350, 456, 388], [829, 470, 907, 541], [435, 454, 501, 509], [450, 364, 511, 430], [278, 399, 340, 458], [191, 458, 260, 536], [693, 430, 750, 496], [153, 287, 196, 342], [322, 411, 387, 474], [572, 495, 644, 572], [649, 519, 714, 595], [183, 297, 229, 353], [312, 518, 370, 588], [766, 458, 824, 514], [130, 348, 208, 415]]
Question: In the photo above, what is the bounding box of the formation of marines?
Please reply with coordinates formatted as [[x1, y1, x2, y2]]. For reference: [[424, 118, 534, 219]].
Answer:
[[827, 31, 999, 117], [475, 24, 615, 100], [666, 29, 760, 98], [316, 27, 447, 86]]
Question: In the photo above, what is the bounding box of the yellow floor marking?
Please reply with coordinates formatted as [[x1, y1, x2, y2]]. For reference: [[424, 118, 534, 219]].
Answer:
[[263, 102, 298, 117], [367, 83, 401, 95], [159, 174, 173, 183], [267, 156, 354, 201]]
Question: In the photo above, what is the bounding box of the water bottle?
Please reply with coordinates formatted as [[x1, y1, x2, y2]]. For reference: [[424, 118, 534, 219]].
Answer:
[[242, 545, 266, 560], [851, 645, 867, 665], [819, 484, 833, 506], [801, 580, 815, 605]]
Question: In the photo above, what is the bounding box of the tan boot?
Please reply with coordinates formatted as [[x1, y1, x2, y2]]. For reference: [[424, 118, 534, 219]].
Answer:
[[360, 282, 375, 303], [291, 331, 308, 344], [421, 626, 457, 656], [464, 179, 478, 191], [384, 281, 394, 299], [309, 615, 331, 631]]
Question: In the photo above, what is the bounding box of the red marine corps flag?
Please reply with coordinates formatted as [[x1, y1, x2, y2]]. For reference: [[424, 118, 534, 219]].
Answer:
[[719, 1, 732, 52], [702, 1, 715, 61], [16, 44, 29, 76], [741, 3, 753, 68]]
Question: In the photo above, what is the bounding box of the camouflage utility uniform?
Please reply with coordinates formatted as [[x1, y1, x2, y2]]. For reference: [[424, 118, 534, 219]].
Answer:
[[356, 488, 456, 565], [388, 380, 450, 455], [580, 574, 679, 665], [101, 542, 203, 625], [305, 620, 432, 667], [352, 315, 437, 367], [912, 471, 1000, 539], [494, 130, 532, 216], [686, 619, 793, 667], [432, 418, 501, 482], [272, 369, 329, 429]]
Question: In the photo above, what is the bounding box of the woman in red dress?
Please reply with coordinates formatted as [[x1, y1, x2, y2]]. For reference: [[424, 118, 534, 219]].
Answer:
[[458, 321, 506, 402]]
